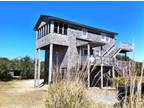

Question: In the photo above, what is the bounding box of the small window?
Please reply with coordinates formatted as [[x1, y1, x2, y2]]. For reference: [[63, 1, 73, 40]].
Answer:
[[40, 28, 42, 38], [54, 22, 58, 33], [59, 23, 63, 34], [45, 25, 47, 35], [49, 21, 51, 33], [83, 48, 87, 56], [38, 29, 41, 39], [43, 26, 45, 36], [83, 29, 87, 35], [101, 33, 107, 41], [94, 50, 100, 56], [82, 28, 87, 38], [64, 24, 68, 35]]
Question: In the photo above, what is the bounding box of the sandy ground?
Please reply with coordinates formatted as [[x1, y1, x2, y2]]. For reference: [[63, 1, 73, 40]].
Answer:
[[0, 80, 48, 108], [86, 87, 118, 106]]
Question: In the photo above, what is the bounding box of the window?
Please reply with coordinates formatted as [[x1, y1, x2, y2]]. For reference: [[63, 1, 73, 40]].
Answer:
[[49, 21, 51, 33], [37, 21, 51, 40], [40, 28, 42, 38], [64, 24, 68, 35], [53, 21, 68, 35], [82, 28, 87, 38], [101, 33, 107, 41], [38, 29, 41, 39], [54, 22, 58, 33], [42, 26, 45, 37], [59, 23, 63, 34], [94, 50, 100, 56], [45, 24, 47, 35], [83, 48, 88, 56]]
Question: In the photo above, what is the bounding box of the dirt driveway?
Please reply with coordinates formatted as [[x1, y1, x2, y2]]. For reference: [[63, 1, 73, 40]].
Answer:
[[0, 80, 48, 108]]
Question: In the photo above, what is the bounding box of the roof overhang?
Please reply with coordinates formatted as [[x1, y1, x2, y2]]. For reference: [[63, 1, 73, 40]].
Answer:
[[34, 15, 118, 37]]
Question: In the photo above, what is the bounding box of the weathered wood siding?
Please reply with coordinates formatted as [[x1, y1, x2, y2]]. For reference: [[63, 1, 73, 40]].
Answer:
[[36, 33, 69, 48]]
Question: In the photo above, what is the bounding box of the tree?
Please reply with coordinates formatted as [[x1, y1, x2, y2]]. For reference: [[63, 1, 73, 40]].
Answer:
[[14, 56, 34, 79], [0, 58, 12, 80]]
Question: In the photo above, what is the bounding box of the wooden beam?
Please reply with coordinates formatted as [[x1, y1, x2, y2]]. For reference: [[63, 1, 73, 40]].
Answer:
[[87, 44, 90, 88], [79, 46, 82, 65], [44, 49, 49, 83], [112, 66, 115, 78], [50, 21, 54, 33], [34, 49, 38, 87], [37, 49, 41, 86], [34, 31, 38, 87], [49, 44, 53, 84], [100, 46, 103, 88], [100, 63, 104, 88]]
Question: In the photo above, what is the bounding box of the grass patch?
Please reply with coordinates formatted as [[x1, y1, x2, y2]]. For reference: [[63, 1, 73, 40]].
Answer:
[[44, 80, 115, 108], [45, 80, 93, 108]]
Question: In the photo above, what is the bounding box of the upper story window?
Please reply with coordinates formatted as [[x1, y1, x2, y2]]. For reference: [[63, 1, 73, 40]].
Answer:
[[54, 22, 58, 33], [101, 33, 107, 41], [82, 28, 87, 38], [37, 21, 51, 39], [54, 22, 68, 35], [64, 24, 68, 35], [59, 23, 63, 34]]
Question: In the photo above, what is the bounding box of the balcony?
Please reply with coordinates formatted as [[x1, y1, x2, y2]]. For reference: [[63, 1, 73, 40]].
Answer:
[[120, 42, 134, 52], [76, 31, 111, 47], [36, 33, 69, 48]]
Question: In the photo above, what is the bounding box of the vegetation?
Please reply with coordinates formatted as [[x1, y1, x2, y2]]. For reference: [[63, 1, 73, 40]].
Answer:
[[44, 80, 114, 108], [0, 56, 44, 81], [45, 80, 92, 108], [112, 77, 129, 87], [0, 58, 12, 80]]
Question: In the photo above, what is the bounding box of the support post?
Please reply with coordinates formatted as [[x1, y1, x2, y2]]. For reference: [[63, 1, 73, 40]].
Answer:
[[44, 49, 49, 83], [50, 21, 54, 33], [112, 66, 115, 78], [34, 49, 38, 87], [37, 49, 41, 86], [125, 52, 127, 61], [100, 63, 104, 88], [79, 46, 82, 66], [87, 44, 90, 88], [100, 46, 103, 88], [49, 44, 53, 84]]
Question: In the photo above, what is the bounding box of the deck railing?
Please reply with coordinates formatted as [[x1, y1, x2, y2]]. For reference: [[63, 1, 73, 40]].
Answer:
[[120, 42, 134, 51]]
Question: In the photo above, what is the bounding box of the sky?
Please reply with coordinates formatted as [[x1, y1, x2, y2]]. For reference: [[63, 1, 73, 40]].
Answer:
[[0, 1, 144, 61]]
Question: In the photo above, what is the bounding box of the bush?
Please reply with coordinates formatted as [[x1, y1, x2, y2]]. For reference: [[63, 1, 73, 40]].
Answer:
[[0, 58, 12, 81], [45, 80, 92, 108]]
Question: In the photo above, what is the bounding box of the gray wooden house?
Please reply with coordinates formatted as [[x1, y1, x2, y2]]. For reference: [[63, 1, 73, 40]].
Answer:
[[34, 15, 134, 88]]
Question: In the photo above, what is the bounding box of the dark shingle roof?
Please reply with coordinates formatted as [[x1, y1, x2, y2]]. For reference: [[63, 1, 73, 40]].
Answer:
[[34, 15, 118, 36]]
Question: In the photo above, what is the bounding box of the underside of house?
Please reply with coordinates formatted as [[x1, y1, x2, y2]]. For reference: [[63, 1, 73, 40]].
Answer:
[[33, 15, 134, 88]]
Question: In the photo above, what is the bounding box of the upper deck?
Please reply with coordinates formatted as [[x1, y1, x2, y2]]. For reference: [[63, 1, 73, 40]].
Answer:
[[34, 15, 117, 49]]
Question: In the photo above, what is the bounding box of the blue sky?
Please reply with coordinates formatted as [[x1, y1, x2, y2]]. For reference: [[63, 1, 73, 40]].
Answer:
[[0, 1, 144, 61]]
